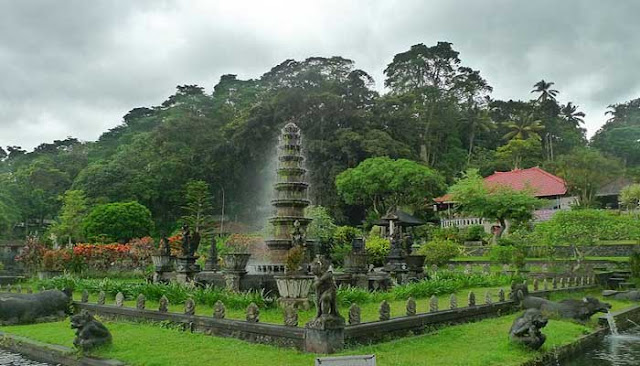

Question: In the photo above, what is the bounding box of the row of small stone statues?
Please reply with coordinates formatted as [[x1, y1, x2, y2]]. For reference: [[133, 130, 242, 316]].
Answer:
[[441, 263, 596, 274], [73, 275, 592, 328], [350, 276, 593, 325]]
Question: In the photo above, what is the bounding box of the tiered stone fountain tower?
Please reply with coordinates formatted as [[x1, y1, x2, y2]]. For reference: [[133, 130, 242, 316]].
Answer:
[[265, 122, 312, 261]]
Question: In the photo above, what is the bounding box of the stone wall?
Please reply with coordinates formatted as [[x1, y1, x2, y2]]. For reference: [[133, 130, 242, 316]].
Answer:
[[74, 303, 306, 350], [462, 244, 640, 258]]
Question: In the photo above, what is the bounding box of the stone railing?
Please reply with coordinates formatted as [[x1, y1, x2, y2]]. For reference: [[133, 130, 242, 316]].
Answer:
[[344, 283, 596, 345], [440, 217, 485, 228], [71, 280, 596, 352]]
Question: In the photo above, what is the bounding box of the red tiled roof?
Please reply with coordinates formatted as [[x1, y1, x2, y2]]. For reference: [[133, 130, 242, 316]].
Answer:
[[434, 167, 567, 203]]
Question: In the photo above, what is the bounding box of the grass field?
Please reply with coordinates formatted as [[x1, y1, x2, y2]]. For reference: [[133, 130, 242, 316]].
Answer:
[[1, 290, 633, 366]]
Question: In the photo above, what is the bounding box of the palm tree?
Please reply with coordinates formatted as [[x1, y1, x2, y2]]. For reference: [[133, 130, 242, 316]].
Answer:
[[461, 108, 494, 162], [561, 102, 585, 127], [502, 112, 545, 140], [531, 80, 559, 103]]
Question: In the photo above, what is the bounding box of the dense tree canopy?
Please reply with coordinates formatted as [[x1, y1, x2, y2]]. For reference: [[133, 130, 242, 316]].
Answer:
[[335, 157, 445, 218], [0, 42, 636, 239]]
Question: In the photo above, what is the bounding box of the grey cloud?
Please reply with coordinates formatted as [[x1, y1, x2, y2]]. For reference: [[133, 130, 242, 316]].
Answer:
[[1, 0, 639, 150]]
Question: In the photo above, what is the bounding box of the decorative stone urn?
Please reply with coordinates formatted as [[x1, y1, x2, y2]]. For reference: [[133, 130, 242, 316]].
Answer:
[[275, 274, 313, 310], [151, 254, 173, 271], [222, 253, 251, 274]]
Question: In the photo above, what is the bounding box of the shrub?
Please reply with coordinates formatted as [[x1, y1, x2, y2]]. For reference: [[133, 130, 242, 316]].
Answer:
[[220, 234, 261, 254], [488, 245, 516, 265], [533, 209, 640, 246], [630, 252, 640, 279], [42, 249, 71, 271], [365, 235, 390, 267], [15, 236, 46, 272], [83, 201, 154, 243], [431, 226, 463, 243], [331, 226, 361, 266], [417, 239, 460, 266], [488, 245, 526, 269], [462, 225, 486, 242]]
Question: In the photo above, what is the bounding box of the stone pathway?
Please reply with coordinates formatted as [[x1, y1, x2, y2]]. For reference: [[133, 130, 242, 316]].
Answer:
[[0, 350, 56, 366]]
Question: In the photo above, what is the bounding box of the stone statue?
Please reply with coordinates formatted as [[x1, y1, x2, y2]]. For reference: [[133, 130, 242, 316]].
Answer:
[[468, 291, 476, 307], [136, 294, 146, 310], [0, 289, 71, 325], [159, 296, 169, 312], [97, 291, 106, 305], [310, 256, 339, 319], [291, 220, 306, 248], [213, 300, 225, 319], [181, 224, 191, 256], [115, 292, 124, 307], [406, 297, 416, 316], [184, 298, 195, 316], [509, 309, 548, 350], [430, 295, 438, 312], [284, 305, 298, 327], [81, 290, 89, 303], [379, 300, 391, 321], [348, 304, 361, 325], [498, 289, 505, 302], [389, 230, 405, 257], [450, 294, 457, 309], [246, 302, 259, 323], [71, 310, 112, 351]]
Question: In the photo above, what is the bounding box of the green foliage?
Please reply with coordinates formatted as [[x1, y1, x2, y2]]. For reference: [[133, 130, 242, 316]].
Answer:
[[305, 205, 337, 254], [462, 225, 485, 242], [629, 252, 640, 279], [335, 157, 445, 217], [496, 138, 543, 169], [533, 209, 640, 246], [329, 226, 360, 266], [448, 169, 542, 236], [591, 98, 640, 166], [36, 274, 274, 309], [620, 184, 640, 210], [181, 180, 214, 237], [417, 239, 460, 266], [336, 270, 516, 306], [365, 235, 390, 267], [553, 148, 622, 207], [83, 201, 154, 243], [49, 189, 88, 244]]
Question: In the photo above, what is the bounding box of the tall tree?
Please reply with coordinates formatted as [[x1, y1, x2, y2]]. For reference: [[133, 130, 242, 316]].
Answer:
[[560, 102, 585, 127], [531, 80, 559, 103], [181, 180, 215, 237], [50, 189, 89, 245], [554, 148, 623, 207], [502, 113, 544, 140]]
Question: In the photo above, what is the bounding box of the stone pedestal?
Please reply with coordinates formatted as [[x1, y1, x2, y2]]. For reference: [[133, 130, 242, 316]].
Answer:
[[224, 272, 242, 292], [176, 256, 201, 284], [304, 315, 345, 354], [384, 255, 409, 284]]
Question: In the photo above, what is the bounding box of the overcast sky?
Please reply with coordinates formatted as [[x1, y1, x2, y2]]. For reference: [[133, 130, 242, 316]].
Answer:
[[1, 0, 639, 151]]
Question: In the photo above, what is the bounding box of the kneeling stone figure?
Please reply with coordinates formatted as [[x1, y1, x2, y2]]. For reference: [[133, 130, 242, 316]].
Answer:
[[71, 311, 112, 351], [509, 309, 548, 350]]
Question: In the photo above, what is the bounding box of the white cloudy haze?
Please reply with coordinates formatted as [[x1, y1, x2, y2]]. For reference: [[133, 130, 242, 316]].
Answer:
[[1, 0, 639, 150]]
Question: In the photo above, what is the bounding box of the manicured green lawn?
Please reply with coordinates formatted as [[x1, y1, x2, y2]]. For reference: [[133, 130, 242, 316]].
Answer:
[[1, 313, 594, 366], [2, 289, 633, 365]]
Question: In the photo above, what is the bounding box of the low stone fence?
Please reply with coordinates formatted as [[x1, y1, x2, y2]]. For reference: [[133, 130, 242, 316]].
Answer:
[[344, 285, 596, 345], [449, 259, 626, 274], [72, 281, 596, 352], [74, 302, 306, 350], [462, 244, 640, 258]]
